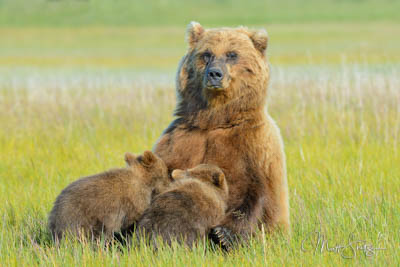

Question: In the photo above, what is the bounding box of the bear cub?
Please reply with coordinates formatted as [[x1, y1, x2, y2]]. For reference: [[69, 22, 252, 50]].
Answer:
[[137, 164, 229, 247], [48, 151, 170, 242]]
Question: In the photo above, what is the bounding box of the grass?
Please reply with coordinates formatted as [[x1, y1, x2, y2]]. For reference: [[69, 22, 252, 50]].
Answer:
[[1, 0, 400, 27], [1, 0, 399, 265], [1, 23, 400, 70], [0, 64, 399, 265]]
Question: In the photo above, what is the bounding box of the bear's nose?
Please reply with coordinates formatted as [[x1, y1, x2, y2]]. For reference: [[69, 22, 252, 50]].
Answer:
[[207, 67, 224, 83]]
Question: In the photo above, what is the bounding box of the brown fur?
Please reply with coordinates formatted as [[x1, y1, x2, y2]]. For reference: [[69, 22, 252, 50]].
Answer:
[[153, 22, 290, 238], [137, 164, 228, 247], [48, 151, 170, 242]]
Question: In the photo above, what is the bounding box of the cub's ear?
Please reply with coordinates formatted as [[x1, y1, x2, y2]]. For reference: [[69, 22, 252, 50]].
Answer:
[[138, 150, 157, 167], [124, 152, 137, 166], [247, 29, 268, 55], [212, 172, 225, 188], [186, 21, 204, 48], [171, 169, 186, 180]]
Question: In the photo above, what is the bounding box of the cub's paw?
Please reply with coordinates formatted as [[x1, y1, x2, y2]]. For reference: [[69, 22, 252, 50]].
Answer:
[[113, 223, 136, 247], [209, 226, 238, 252]]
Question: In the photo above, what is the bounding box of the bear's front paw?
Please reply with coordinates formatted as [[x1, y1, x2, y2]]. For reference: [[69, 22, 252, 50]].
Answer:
[[209, 226, 238, 252]]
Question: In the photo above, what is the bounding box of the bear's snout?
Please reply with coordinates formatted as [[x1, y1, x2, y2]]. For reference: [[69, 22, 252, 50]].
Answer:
[[205, 62, 228, 90], [207, 67, 223, 86]]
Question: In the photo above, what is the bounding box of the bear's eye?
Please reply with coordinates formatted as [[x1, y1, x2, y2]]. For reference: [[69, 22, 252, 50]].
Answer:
[[201, 52, 212, 63], [226, 51, 238, 61]]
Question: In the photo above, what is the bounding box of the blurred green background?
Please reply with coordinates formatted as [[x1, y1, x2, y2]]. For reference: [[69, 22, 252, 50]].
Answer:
[[1, 0, 400, 26], [1, 0, 399, 70]]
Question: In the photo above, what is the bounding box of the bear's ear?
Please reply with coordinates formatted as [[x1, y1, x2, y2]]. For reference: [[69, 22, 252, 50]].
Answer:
[[138, 150, 157, 167], [124, 152, 137, 166], [247, 29, 268, 55], [212, 172, 225, 188], [171, 169, 186, 180], [186, 21, 204, 48]]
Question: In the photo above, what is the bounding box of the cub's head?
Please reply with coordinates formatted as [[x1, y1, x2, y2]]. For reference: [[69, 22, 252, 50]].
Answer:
[[125, 151, 170, 192], [171, 164, 228, 198], [176, 22, 269, 114]]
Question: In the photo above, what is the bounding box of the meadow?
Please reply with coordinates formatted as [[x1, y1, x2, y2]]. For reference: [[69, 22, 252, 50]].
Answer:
[[1, 0, 399, 266]]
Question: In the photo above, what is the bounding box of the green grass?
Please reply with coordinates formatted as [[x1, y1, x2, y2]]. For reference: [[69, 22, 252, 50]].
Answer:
[[1, 0, 399, 265], [1, 23, 400, 70], [0, 65, 399, 265], [1, 0, 400, 27]]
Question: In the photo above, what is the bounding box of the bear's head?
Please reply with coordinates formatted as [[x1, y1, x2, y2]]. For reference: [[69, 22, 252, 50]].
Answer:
[[175, 22, 269, 119], [125, 151, 170, 192], [171, 164, 229, 199]]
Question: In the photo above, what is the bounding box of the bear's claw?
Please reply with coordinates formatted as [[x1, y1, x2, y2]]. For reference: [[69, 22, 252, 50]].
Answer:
[[209, 226, 237, 252]]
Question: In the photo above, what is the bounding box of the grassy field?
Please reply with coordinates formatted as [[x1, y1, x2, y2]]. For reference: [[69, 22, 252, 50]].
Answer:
[[1, 23, 400, 69], [1, 0, 399, 266], [1, 0, 400, 27]]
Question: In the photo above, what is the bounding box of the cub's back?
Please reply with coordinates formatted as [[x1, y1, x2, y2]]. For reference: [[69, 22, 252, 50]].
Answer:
[[51, 168, 140, 211], [137, 179, 227, 246], [48, 168, 146, 239]]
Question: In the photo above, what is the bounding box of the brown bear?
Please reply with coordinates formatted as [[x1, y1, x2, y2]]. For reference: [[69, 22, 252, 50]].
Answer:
[[136, 164, 228, 248], [153, 22, 290, 249], [48, 151, 170, 242]]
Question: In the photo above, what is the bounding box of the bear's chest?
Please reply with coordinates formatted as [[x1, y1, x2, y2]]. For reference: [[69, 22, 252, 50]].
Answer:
[[157, 128, 207, 171], [155, 125, 265, 208], [169, 127, 249, 180], [159, 127, 246, 169], [205, 128, 242, 160], [204, 129, 250, 197]]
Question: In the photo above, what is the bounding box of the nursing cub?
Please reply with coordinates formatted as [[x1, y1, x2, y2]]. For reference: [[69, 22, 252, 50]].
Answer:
[[48, 151, 170, 242], [137, 164, 229, 247]]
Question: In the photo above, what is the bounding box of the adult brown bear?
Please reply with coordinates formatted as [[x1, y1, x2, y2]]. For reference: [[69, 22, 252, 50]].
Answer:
[[153, 22, 289, 249]]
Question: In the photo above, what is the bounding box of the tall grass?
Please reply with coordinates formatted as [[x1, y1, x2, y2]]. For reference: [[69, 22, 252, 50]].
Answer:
[[0, 65, 398, 265]]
